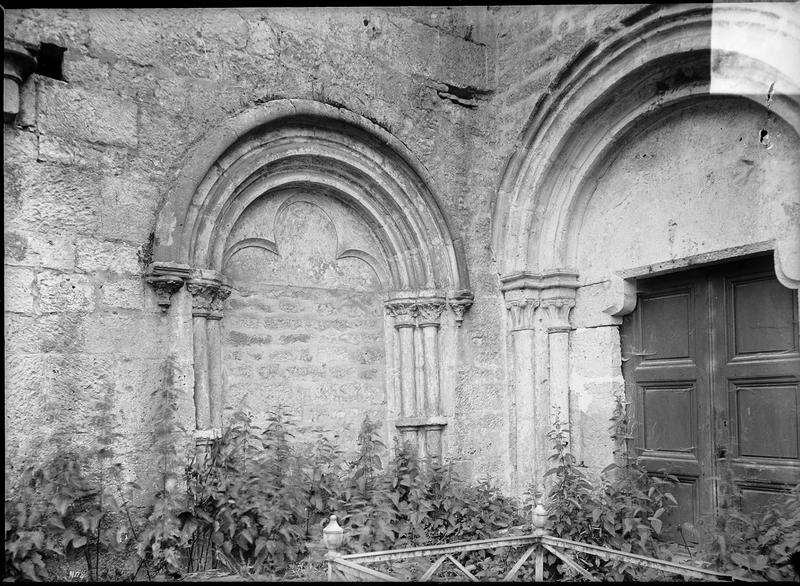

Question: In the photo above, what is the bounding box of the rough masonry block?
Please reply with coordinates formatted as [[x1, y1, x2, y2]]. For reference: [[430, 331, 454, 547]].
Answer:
[[75, 236, 142, 274], [36, 271, 95, 313], [4, 229, 76, 271], [100, 277, 145, 310], [37, 80, 138, 148], [5, 266, 37, 313]]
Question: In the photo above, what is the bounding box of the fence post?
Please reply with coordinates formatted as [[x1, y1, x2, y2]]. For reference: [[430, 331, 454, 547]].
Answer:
[[532, 488, 548, 581], [323, 514, 344, 581]]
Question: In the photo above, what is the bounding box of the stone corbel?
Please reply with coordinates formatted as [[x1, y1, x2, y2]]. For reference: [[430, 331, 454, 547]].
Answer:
[[446, 289, 474, 326], [602, 273, 637, 317], [775, 231, 800, 290], [4, 41, 37, 124], [145, 262, 192, 312]]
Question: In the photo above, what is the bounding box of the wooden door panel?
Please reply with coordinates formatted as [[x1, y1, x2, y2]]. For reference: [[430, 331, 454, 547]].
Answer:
[[624, 276, 710, 538], [641, 385, 695, 452], [729, 276, 798, 356], [740, 485, 796, 515], [633, 365, 699, 383], [640, 291, 694, 361], [730, 381, 798, 460], [624, 253, 799, 537], [660, 478, 700, 541], [716, 261, 800, 515]]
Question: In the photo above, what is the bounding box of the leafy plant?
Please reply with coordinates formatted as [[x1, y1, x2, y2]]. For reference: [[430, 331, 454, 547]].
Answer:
[[690, 465, 800, 581], [5, 380, 137, 582], [541, 400, 680, 580], [135, 355, 190, 579], [4, 467, 56, 582]]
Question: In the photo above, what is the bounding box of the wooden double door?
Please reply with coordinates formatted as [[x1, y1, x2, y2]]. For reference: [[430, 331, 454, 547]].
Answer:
[[622, 254, 799, 536]]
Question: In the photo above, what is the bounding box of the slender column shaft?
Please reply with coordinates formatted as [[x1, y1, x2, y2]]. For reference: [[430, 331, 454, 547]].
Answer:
[[421, 324, 440, 415], [398, 325, 417, 418], [548, 330, 571, 441], [511, 328, 537, 491], [413, 325, 425, 417], [207, 317, 223, 428], [187, 274, 231, 433], [505, 292, 540, 494], [192, 315, 211, 429], [541, 297, 575, 470]]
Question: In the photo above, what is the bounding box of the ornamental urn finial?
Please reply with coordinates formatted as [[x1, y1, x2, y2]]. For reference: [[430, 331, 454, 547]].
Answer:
[[532, 487, 548, 536], [322, 514, 344, 553]]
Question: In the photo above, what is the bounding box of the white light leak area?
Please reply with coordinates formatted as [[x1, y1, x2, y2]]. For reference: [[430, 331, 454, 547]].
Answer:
[[710, 1, 800, 97]]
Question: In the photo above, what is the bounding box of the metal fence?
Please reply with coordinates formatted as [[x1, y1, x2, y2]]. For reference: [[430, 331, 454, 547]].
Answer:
[[321, 513, 745, 582]]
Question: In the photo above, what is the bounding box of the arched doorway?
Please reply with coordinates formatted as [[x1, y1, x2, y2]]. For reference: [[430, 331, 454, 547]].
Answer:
[[492, 2, 800, 507], [146, 99, 473, 460]]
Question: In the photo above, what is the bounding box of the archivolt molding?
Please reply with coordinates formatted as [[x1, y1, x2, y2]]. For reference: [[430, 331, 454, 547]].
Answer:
[[493, 3, 800, 278], [151, 99, 470, 297]]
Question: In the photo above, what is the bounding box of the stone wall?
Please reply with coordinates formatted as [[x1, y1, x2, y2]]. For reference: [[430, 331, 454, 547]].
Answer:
[[5, 5, 799, 496], [223, 194, 389, 447], [3, 6, 506, 488]]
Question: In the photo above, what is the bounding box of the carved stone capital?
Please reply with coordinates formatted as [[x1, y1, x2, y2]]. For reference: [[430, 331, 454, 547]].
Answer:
[[540, 297, 575, 332], [504, 289, 540, 331], [145, 262, 192, 312], [416, 298, 446, 327], [187, 271, 233, 319], [446, 290, 474, 326], [385, 299, 418, 328], [208, 285, 232, 320]]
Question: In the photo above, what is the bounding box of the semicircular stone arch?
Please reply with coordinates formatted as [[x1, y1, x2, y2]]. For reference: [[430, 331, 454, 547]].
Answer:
[[492, 2, 800, 492], [494, 2, 800, 284], [146, 99, 473, 457]]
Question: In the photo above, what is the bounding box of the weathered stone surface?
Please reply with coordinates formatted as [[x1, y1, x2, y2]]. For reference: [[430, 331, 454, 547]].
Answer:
[[570, 326, 622, 379], [5, 266, 37, 313], [36, 271, 95, 313], [37, 134, 129, 169], [99, 278, 145, 310], [5, 312, 87, 354], [4, 230, 76, 271], [9, 163, 103, 235], [37, 80, 138, 148], [576, 99, 800, 286], [75, 236, 142, 275]]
